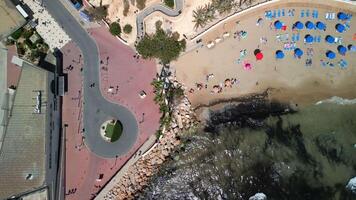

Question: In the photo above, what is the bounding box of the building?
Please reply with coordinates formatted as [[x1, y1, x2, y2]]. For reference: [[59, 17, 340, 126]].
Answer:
[[0, 0, 27, 41]]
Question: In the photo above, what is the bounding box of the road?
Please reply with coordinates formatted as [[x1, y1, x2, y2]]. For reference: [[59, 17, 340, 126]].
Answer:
[[136, 0, 184, 39], [42, 0, 138, 158]]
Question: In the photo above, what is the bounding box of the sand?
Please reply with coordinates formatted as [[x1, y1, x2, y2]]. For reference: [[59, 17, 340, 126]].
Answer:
[[173, 0, 356, 107], [88, 0, 161, 43]]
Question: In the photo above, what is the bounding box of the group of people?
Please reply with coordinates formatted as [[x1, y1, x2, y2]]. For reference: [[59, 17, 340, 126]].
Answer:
[[188, 74, 240, 94]]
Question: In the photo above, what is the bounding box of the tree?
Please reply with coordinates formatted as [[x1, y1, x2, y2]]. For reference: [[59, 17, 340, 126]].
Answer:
[[192, 6, 207, 29], [136, 28, 186, 64], [164, 0, 174, 8], [123, 24, 132, 34], [136, 0, 146, 10], [88, 6, 108, 21], [109, 22, 121, 36]]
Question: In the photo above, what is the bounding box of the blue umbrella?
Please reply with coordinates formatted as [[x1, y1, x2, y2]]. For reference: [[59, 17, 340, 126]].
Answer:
[[294, 21, 303, 30], [275, 50, 285, 59], [294, 48, 303, 57], [274, 20, 283, 29], [335, 24, 345, 33], [348, 44, 356, 52], [325, 35, 335, 44], [337, 45, 347, 55], [337, 12, 347, 20], [316, 21, 326, 30], [326, 50, 336, 59], [305, 34, 313, 44], [305, 21, 314, 29]]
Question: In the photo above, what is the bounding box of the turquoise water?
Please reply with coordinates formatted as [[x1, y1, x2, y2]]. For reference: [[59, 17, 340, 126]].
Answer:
[[140, 100, 356, 200]]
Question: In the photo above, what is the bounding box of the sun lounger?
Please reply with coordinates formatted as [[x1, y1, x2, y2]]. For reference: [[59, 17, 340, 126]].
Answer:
[[277, 9, 281, 18], [265, 10, 272, 19], [301, 10, 305, 18], [317, 35, 321, 43], [330, 13, 336, 20], [306, 10, 310, 17], [325, 13, 329, 20], [292, 33, 296, 42], [296, 33, 300, 41], [273, 10, 276, 18], [314, 10, 319, 18], [282, 9, 285, 17]]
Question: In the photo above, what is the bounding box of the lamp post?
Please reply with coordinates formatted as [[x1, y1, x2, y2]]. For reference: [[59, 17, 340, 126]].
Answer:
[[110, 155, 118, 170]]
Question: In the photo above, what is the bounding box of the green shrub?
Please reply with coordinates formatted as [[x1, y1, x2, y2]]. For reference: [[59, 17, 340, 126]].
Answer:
[[11, 28, 23, 40], [136, 0, 146, 10], [136, 28, 186, 64], [109, 22, 121, 36], [123, 24, 132, 34], [164, 0, 174, 8]]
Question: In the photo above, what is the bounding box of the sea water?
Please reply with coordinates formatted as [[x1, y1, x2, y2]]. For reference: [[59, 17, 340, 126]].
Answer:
[[139, 98, 356, 200]]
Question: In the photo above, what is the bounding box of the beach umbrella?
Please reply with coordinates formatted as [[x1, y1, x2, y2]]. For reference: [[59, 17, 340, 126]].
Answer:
[[274, 20, 283, 29], [294, 21, 304, 30], [337, 12, 347, 20], [294, 48, 303, 58], [326, 50, 336, 59], [256, 52, 264, 60], [325, 35, 335, 44], [305, 34, 313, 44], [275, 50, 285, 59], [335, 23, 345, 33], [305, 21, 315, 30], [254, 49, 261, 55], [348, 44, 356, 52], [337, 45, 347, 55], [316, 21, 326, 30]]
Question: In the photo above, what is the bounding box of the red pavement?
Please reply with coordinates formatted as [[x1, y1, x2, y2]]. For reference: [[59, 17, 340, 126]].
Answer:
[[62, 26, 160, 200], [6, 45, 21, 88]]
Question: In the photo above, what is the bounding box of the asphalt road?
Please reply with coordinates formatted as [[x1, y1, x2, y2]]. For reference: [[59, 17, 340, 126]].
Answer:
[[136, 0, 184, 39], [42, 0, 138, 158]]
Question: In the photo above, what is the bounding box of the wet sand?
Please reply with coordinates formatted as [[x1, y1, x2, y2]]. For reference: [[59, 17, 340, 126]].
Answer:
[[173, 0, 356, 107]]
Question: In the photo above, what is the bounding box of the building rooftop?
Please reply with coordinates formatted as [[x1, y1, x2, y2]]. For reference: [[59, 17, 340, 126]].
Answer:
[[0, 0, 27, 40], [0, 61, 53, 199]]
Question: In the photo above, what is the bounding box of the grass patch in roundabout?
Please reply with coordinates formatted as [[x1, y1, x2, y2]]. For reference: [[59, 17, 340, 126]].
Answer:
[[104, 120, 123, 142]]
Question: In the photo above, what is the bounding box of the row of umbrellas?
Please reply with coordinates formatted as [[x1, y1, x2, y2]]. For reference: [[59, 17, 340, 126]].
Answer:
[[293, 21, 326, 31], [253, 46, 353, 60]]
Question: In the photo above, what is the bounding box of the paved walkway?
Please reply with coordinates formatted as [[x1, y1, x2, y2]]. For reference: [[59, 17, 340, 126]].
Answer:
[[43, 0, 139, 158], [136, 0, 184, 39]]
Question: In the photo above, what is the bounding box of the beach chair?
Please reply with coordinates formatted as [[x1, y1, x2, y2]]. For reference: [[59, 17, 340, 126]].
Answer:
[[265, 11, 272, 19], [313, 36, 317, 43], [296, 33, 300, 41], [301, 10, 305, 18], [317, 35, 321, 43], [292, 9, 295, 17], [277, 9, 281, 18], [273, 10, 276, 18], [330, 13, 336, 20], [282, 9, 285, 17], [325, 13, 330, 20], [315, 10, 319, 18], [306, 10, 310, 17], [292, 33, 296, 42]]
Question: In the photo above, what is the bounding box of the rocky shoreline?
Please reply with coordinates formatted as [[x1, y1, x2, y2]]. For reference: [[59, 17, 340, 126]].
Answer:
[[103, 96, 198, 200]]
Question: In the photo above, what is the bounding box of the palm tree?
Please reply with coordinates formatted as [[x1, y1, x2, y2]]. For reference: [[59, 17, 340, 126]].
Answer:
[[204, 3, 216, 21], [192, 6, 207, 29]]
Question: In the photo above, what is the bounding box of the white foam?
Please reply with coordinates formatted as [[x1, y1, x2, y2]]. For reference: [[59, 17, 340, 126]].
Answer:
[[315, 96, 356, 105]]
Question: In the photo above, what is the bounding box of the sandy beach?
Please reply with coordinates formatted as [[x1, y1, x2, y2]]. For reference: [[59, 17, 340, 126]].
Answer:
[[173, 0, 356, 107]]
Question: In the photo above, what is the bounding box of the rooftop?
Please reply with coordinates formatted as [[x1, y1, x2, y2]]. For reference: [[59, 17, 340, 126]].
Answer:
[[0, 0, 27, 40]]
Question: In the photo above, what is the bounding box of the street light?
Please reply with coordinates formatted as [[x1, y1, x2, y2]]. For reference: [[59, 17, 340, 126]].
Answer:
[[110, 155, 118, 170]]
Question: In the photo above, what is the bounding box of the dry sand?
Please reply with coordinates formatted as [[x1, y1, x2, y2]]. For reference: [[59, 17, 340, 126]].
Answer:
[[173, 0, 356, 107], [89, 0, 161, 43]]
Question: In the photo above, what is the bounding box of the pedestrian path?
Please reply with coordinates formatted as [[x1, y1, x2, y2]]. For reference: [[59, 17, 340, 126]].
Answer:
[[24, 0, 71, 50]]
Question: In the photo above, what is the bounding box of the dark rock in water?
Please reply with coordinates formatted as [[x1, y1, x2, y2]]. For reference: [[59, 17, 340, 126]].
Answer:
[[315, 133, 344, 163], [205, 100, 293, 133]]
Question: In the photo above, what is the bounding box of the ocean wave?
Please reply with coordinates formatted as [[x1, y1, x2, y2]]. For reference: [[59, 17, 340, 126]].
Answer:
[[315, 96, 356, 105]]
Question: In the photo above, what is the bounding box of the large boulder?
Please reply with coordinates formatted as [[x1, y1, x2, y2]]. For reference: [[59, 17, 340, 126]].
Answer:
[[346, 177, 356, 194], [249, 193, 267, 200]]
